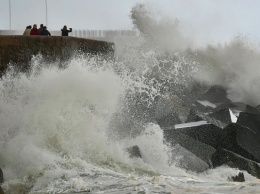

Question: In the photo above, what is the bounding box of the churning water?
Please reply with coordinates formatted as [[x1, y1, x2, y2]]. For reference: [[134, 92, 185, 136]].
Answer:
[[1, 3, 260, 194]]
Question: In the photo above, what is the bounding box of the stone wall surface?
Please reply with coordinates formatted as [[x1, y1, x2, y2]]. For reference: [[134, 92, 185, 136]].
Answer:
[[0, 35, 114, 76]]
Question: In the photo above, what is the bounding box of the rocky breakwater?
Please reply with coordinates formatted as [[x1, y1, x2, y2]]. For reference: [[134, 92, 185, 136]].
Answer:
[[159, 85, 260, 180], [0, 35, 114, 76], [127, 83, 260, 180]]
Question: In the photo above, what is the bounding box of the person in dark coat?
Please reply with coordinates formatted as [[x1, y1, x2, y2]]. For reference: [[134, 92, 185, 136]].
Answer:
[[40, 26, 51, 36], [39, 24, 44, 34], [30, 24, 40, 35], [61, 25, 72, 36]]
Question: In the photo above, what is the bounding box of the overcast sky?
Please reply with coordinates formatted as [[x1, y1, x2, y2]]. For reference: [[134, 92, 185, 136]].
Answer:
[[1, 0, 260, 45]]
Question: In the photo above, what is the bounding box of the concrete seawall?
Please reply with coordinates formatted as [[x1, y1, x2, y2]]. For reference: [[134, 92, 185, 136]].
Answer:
[[0, 35, 114, 76]]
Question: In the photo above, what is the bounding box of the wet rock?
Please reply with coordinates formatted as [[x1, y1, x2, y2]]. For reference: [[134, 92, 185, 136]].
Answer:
[[215, 102, 260, 115], [168, 144, 210, 172], [0, 169, 3, 184], [186, 84, 260, 125], [187, 101, 260, 127], [154, 82, 208, 128], [212, 149, 260, 179], [197, 85, 231, 104], [221, 124, 258, 162], [256, 104, 260, 112], [163, 121, 260, 177], [160, 84, 260, 178], [186, 85, 232, 124], [236, 112, 260, 162], [127, 145, 142, 158], [187, 101, 230, 126], [164, 123, 217, 171], [165, 122, 230, 150], [229, 172, 245, 182]]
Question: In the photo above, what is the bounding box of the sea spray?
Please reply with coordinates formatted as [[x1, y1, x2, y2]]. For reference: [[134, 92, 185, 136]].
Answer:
[[123, 123, 185, 175], [130, 3, 260, 107], [0, 58, 125, 190], [190, 36, 260, 106], [0, 51, 189, 192]]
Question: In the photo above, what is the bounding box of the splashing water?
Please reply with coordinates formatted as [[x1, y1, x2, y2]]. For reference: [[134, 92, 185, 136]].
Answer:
[[1, 3, 260, 194]]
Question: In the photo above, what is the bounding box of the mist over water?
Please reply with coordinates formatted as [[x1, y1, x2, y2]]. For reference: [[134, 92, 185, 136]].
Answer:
[[130, 3, 260, 106], [192, 38, 260, 106], [1, 3, 260, 193]]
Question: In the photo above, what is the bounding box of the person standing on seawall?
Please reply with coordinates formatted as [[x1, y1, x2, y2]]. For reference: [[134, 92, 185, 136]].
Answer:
[[61, 25, 72, 36], [39, 24, 44, 35], [40, 26, 51, 36], [30, 24, 40, 35], [23, 25, 32, 35]]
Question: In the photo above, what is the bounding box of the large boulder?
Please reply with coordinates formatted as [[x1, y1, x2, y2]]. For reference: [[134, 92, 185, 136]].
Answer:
[[168, 144, 210, 172], [211, 149, 260, 179], [236, 112, 260, 162], [164, 123, 216, 169], [229, 172, 245, 182], [126, 145, 142, 158], [197, 85, 231, 104]]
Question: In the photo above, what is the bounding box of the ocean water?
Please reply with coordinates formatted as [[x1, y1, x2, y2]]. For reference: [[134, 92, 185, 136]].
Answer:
[[1, 3, 260, 194]]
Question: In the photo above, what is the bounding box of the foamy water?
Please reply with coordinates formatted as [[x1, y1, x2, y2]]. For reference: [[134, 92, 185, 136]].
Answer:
[[0, 50, 259, 194], [1, 3, 260, 194]]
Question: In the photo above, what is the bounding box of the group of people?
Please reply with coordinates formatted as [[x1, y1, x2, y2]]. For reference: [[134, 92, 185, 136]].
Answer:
[[23, 24, 51, 36], [23, 24, 72, 36]]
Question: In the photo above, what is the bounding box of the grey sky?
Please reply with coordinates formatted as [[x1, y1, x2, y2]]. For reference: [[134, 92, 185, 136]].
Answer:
[[1, 0, 260, 45]]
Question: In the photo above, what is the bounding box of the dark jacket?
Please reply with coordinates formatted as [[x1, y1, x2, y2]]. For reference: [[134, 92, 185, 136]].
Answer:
[[39, 27, 44, 35], [61, 28, 72, 36], [40, 29, 51, 36]]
